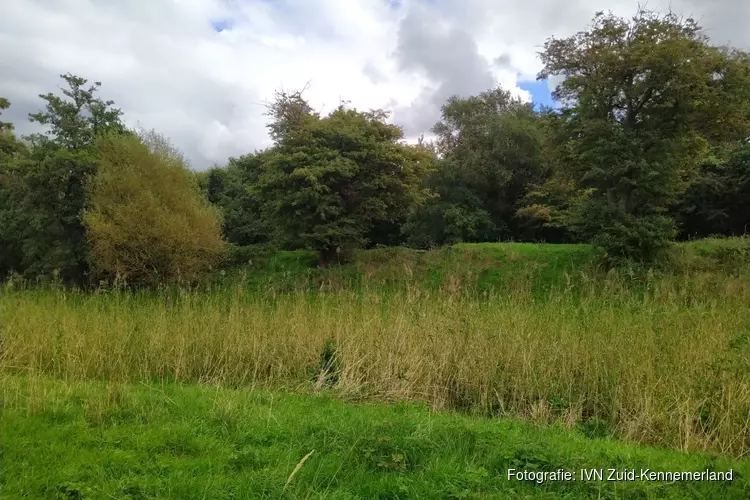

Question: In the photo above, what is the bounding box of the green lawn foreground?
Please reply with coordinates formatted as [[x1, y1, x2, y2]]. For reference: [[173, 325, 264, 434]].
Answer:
[[1, 376, 747, 499]]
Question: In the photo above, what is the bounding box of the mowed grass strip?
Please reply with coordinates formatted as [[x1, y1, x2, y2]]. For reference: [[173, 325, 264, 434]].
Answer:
[[1, 375, 748, 499]]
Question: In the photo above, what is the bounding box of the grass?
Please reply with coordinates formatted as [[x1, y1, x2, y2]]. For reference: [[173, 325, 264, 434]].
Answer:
[[3, 239, 749, 459], [2, 238, 749, 497], [216, 237, 750, 297], [219, 241, 605, 295], [1, 375, 748, 499]]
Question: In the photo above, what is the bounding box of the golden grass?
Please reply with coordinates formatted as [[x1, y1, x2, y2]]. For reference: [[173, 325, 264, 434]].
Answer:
[[2, 271, 749, 458]]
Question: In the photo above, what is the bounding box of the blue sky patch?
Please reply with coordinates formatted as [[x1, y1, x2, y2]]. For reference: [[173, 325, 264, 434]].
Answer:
[[518, 79, 556, 109], [211, 20, 232, 32]]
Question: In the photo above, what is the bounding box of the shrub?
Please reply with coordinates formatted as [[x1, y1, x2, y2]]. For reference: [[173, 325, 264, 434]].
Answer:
[[569, 199, 677, 264], [83, 133, 226, 286]]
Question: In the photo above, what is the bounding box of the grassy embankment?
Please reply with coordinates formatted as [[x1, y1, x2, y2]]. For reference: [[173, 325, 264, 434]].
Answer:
[[1, 238, 749, 497]]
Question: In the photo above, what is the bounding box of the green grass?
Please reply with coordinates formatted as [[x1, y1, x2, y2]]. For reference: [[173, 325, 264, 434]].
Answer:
[[219, 242, 603, 295], [2, 375, 748, 499], [2, 238, 749, 498], [217, 238, 748, 295], [3, 249, 749, 458]]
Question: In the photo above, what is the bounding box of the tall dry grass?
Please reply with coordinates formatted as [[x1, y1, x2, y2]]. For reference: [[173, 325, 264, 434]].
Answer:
[[1, 271, 749, 458]]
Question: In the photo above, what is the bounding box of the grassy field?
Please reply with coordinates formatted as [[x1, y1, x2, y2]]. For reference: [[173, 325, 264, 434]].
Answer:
[[2, 375, 747, 499], [216, 237, 749, 295], [1, 238, 749, 497]]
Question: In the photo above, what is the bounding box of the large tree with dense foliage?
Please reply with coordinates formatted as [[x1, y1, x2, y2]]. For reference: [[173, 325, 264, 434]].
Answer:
[[84, 132, 226, 286], [0, 99, 29, 277], [535, 9, 750, 261], [404, 88, 547, 247], [672, 143, 750, 238], [259, 91, 433, 265], [200, 152, 272, 247], [5, 149, 98, 282], [403, 158, 498, 248], [0, 74, 128, 282], [27, 73, 127, 151]]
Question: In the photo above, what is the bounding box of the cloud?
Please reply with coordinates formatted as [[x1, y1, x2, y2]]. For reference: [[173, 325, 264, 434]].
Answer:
[[680, 0, 750, 48], [493, 54, 513, 69], [0, 0, 747, 168], [390, 2, 500, 135], [363, 61, 388, 85]]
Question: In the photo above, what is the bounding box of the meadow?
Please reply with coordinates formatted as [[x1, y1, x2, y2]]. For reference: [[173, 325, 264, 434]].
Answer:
[[2, 238, 749, 498]]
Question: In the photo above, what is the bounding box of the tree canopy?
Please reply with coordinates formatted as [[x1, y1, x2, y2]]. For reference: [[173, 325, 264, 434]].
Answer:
[[2, 7, 750, 283], [27, 73, 127, 152], [406, 88, 547, 247], [259, 92, 433, 264], [532, 9, 750, 261]]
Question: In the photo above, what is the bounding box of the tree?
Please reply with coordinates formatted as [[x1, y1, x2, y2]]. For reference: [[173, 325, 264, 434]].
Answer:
[[673, 143, 750, 238], [0, 171, 24, 278], [404, 87, 547, 247], [0, 75, 131, 283], [403, 159, 497, 248], [538, 9, 750, 262], [201, 152, 272, 247], [84, 132, 226, 286], [1, 95, 98, 281], [27, 73, 126, 151], [0, 98, 27, 161], [265, 86, 316, 143], [9, 149, 98, 282], [0, 98, 29, 277], [0, 98, 13, 132], [259, 91, 433, 265]]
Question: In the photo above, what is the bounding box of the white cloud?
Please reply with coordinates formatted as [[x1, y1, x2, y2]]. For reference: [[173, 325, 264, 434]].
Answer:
[[1, 0, 747, 168]]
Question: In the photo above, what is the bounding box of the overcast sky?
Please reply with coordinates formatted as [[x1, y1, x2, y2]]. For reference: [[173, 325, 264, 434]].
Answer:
[[1, 0, 748, 169]]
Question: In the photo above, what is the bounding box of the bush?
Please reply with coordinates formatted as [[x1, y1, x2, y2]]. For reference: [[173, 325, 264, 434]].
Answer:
[[570, 199, 677, 264], [83, 133, 226, 286], [404, 201, 497, 249]]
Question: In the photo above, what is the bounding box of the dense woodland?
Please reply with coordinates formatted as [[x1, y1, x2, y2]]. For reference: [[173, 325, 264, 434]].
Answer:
[[1, 9, 749, 286]]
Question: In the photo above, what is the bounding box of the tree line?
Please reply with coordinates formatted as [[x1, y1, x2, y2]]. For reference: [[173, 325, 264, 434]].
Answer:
[[1, 9, 749, 286]]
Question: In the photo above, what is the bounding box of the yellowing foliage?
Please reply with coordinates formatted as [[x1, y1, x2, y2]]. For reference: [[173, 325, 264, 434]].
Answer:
[[84, 133, 225, 286]]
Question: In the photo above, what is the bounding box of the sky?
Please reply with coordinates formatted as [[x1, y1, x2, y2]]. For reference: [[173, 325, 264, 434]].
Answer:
[[1, 0, 748, 169]]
